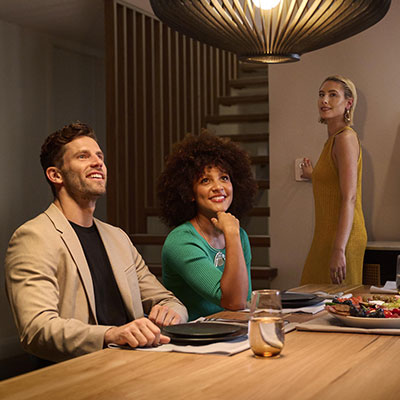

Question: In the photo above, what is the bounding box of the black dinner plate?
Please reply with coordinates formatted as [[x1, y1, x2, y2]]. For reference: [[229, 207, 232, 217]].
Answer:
[[281, 292, 317, 302], [162, 322, 241, 338], [162, 324, 248, 345], [281, 293, 324, 309]]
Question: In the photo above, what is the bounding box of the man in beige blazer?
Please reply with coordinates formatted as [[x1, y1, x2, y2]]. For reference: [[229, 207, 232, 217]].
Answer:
[[5, 122, 188, 363]]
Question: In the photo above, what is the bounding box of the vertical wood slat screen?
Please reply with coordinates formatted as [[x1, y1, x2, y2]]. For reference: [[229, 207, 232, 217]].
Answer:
[[105, 0, 238, 234]]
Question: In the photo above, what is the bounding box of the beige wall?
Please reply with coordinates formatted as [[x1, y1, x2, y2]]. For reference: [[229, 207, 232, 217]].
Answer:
[[269, 3, 400, 289]]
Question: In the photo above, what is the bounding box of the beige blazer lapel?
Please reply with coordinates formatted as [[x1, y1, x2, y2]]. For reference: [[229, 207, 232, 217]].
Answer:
[[45, 204, 98, 323], [95, 220, 136, 320]]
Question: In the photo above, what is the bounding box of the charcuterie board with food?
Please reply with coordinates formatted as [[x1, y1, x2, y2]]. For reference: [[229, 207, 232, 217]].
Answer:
[[326, 295, 400, 318]]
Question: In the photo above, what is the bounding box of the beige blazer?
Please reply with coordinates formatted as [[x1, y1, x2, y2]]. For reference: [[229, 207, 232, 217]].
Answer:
[[5, 203, 187, 362]]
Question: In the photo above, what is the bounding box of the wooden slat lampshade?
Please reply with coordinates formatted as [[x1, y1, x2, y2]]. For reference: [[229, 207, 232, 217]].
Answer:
[[150, 0, 391, 64]]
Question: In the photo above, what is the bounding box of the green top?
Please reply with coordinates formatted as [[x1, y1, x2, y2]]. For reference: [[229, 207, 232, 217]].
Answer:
[[162, 221, 252, 321]]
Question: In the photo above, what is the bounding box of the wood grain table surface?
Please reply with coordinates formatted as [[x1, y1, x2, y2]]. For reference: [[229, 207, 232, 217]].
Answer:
[[1, 284, 399, 400]]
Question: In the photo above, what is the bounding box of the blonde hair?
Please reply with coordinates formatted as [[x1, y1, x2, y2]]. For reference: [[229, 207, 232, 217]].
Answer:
[[319, 75, 357, 126]]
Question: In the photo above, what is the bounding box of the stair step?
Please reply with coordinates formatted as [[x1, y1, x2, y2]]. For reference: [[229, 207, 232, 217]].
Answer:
[[257, 179, 269, 190], [131, 234, 166, 245], [249, 235, 270, 247], [218, 94, 268, 106], [229, 77, 268, 89], [147, 264, 277, 281], [251, 155, 269, 165], [251, 266, 277, 281], [205, 113, 268, 124], [131, 233, 270, 247], [219, 133, 269, 143]]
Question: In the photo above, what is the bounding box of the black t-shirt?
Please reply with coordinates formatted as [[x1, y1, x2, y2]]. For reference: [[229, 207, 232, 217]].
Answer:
[[70, 221, 130, 326]]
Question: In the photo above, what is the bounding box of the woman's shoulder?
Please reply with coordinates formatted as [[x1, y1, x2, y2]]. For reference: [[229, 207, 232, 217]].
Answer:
[[332, 127, 360, 162], [164, 222, 197, 244], [333, 126, 359, 146], [335, 126, 358, 138], [167, 221, 194, 235]]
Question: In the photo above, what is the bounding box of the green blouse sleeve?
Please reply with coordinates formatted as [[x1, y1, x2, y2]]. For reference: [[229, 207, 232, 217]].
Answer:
[[162, 225, 252, 306]]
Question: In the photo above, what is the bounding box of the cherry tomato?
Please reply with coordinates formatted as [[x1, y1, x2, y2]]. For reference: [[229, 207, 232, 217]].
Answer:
[[384, 310, 393, 318]]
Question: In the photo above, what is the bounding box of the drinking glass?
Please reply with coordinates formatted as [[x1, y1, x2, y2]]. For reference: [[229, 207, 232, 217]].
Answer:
[[396, 255, 400, 291], [248, 289, 285, 358]]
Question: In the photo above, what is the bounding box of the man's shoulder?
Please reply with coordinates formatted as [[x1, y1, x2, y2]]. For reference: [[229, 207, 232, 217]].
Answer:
[[14, 205, 56, 233], [7, 206, 62, 253]]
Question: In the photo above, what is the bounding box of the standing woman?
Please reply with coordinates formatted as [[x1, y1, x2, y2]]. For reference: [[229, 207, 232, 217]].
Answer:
[[157, 131, 257, 320], [301, 75, 367, 285]]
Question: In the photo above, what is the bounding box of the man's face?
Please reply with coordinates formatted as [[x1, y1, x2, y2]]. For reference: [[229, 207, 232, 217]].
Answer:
[[59, 136, 107, 201]]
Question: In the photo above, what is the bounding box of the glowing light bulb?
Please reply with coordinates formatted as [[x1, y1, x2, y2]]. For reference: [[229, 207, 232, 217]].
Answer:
[[251, 0, 282, 10]]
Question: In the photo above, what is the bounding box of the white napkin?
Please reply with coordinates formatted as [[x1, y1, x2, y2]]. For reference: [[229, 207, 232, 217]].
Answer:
[[282, 303, 325, 314], [108, 336, 249, 356], [370, 281, 398, 294]]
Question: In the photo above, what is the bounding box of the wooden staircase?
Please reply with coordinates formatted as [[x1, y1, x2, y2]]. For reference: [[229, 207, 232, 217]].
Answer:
[[205, 62, 276, 287], [133, 62, 276, 288]]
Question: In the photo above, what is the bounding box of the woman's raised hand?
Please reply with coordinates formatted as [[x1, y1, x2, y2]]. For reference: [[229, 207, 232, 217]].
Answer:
[[301, 157, 313, 180], [211, 212, 240, 236]]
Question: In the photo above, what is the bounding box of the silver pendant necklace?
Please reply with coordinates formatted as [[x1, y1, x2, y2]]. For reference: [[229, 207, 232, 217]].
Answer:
[[213, 251, 226, 267], [195, 217, 226, 267]]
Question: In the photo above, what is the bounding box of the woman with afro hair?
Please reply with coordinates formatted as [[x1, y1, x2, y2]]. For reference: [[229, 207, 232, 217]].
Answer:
[[157, 131, 258, 320]]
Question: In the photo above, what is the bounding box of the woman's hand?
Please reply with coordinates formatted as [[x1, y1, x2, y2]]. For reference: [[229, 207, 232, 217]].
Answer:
[[301, 157, 313, 180], [211, 212, 240, 236], [329, 248, 346, 284]]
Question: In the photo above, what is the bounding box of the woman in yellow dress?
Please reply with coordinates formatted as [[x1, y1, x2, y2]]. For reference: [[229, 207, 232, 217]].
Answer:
[[301, 75, 367, 285]]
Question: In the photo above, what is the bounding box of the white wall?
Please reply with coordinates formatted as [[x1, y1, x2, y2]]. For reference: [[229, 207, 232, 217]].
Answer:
[[269, 3, 400, 290], [0, 20, 105, 359]]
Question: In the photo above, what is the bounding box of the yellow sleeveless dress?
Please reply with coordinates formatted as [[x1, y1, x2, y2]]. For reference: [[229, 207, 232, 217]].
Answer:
[[301, 127, 367, 284]]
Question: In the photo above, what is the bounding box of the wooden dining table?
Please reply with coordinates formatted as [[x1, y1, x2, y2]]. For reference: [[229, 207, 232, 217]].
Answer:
[[1, 284, 399, 400]]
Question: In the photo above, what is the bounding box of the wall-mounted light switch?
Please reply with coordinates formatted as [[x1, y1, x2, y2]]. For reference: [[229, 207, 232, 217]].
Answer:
[[295, 158, 307, 181]]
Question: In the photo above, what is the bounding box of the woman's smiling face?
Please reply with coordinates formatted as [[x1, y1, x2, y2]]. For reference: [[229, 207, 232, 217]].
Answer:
[[318, 80, 353, 123], [192, 165, 233, 218]]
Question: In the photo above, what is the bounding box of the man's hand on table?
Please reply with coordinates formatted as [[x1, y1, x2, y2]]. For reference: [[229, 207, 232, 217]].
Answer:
[[104, 305, 182, 348], [104, 318, 170, 348]]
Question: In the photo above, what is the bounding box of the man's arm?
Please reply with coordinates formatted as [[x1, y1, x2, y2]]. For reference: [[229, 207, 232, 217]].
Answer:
[[6, 217, 187, 362], [5, 221, 111, 362], [127, 236, 188, 324]]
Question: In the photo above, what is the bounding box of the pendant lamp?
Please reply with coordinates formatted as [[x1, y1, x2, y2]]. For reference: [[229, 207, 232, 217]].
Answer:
[[149, 0, 391, 63]]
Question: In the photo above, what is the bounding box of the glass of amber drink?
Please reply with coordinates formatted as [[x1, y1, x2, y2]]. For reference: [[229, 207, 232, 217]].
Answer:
[[249, 289, 284, 358]]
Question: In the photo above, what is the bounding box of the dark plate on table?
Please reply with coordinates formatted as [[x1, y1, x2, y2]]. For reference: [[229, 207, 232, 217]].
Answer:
[[281, 292, 317, 302], [281, 292, 324, 308], [162, 323, 248, 345], [162, 322, 241, 338]]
